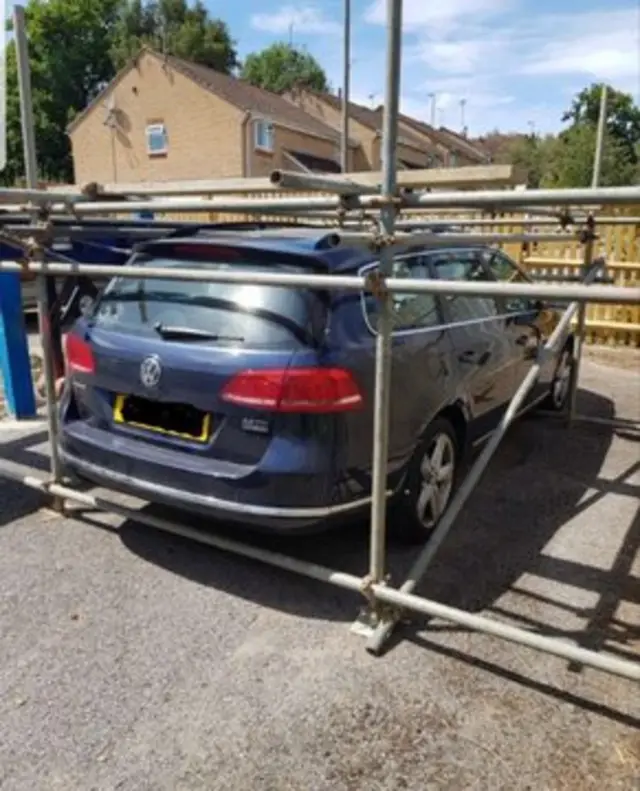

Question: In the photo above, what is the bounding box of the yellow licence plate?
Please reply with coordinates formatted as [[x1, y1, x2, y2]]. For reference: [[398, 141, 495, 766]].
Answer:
[[113, 394, 211, 443]]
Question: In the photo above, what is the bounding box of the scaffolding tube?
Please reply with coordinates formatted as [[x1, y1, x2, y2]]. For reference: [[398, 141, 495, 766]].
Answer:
[[3, 184, 640, 218], [366, 258, 602, 654], [368, 0, 403, 586], [3, 0, 639, 682], [269, 169, 379, 195], [1, 259, 638, 305], [336, 230, 587, 248], [14, 3, 65, 501]]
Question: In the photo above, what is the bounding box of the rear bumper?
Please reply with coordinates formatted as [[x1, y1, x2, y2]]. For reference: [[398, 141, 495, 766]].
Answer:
[[58, 423, 371, 532]]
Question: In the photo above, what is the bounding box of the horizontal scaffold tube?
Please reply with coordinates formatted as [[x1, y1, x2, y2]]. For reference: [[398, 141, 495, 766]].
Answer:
[[7, 184, 640, 217], [1, 259, 638, 305]]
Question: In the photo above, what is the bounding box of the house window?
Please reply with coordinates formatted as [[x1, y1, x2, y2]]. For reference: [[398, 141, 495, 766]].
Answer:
[[146, 123, 168, 155], [254, 119, 274, 152], [449, 152, 458, 167]]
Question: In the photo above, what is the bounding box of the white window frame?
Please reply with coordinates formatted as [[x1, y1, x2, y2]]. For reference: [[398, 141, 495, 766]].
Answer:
[[146, 123, 168, 156], [253, 119, 274, 152]]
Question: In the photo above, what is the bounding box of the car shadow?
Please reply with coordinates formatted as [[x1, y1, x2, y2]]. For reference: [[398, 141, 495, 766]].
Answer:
[[108, 387, 636, 654], [0, 476, 48, 528]]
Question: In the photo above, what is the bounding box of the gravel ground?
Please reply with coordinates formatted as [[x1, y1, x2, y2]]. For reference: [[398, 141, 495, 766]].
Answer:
[[0, 358, 638, 790]]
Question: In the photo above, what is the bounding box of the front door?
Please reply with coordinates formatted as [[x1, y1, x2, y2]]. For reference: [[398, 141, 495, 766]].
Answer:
[[360, 252, 455, 469], [431, 248, 517, 443], [482, 249, 547, 405]]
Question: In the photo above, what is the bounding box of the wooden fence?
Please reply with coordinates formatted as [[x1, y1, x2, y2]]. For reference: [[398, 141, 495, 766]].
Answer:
[[144, 196, 640, 348]]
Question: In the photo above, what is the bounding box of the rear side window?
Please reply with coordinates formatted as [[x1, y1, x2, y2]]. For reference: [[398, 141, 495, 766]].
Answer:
[[362, 253, 441, 333], [91, 256, 327, 348], [432, 250, 499, 322]]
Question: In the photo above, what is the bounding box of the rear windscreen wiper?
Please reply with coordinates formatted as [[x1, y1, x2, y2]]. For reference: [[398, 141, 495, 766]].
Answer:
[[153, 323, 244, 342]]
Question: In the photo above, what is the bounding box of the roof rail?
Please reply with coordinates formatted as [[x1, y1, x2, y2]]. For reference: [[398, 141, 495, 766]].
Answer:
[[163, 220, 342, 248]]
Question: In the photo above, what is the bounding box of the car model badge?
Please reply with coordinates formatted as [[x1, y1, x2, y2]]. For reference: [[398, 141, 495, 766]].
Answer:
[[140, 355, 162, 389]]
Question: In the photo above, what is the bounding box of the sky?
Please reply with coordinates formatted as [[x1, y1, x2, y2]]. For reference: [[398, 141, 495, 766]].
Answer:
[[209, 0, 640, 137]]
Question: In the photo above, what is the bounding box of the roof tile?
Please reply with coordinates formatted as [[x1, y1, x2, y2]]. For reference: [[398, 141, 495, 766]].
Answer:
[[164, 54, 349, 144]]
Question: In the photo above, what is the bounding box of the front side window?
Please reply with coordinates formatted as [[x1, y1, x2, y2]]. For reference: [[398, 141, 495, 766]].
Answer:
[[146, 123, 168, 155], [362, 254, 440, 333], [483, 250, 526, 282], [483, 250, 532, 313], [432, 249, 499, 323], [254, 119, 274, 151]]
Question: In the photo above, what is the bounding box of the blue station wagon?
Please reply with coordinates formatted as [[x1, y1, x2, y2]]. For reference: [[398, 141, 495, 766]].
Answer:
[[58, 226, 573, 541]]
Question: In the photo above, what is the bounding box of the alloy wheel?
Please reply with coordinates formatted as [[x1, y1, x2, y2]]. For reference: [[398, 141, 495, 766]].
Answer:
[[416, 431, 456, 529], [552, 350, 572, 409]]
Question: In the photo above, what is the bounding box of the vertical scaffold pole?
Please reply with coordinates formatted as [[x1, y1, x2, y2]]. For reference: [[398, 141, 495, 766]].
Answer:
[[569, 84, 607, 422], [365, 261, 604, 655], [340, 0, 351, 173], [568, 217, 596, 421], [14, 5, 64, 498], [367, 0, 403, 590]]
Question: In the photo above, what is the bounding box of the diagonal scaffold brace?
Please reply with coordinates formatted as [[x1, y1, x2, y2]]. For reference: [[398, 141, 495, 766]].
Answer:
[[361, 241, 605, 655]]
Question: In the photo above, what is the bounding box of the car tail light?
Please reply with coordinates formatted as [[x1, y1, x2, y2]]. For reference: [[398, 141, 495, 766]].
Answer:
[[65, 333, 95, 375], [221, 367, 363, 413]]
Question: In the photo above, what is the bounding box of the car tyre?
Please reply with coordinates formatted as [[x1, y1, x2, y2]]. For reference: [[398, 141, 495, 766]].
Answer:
[[392, 417, 459, 545], [542, 344, 574, 412]]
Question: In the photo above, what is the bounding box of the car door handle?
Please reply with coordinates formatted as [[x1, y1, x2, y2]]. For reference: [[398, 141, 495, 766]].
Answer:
[[458, 349, 491, 366]]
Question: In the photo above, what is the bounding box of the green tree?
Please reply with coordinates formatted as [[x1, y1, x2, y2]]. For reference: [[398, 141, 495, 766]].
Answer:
[[505, 134, 556, 188], [241, 43, 328, 94], [109, 0, 238, 72], [563, 83, 640, 164], [4, 0, 122, 184], [541, 123, 636, 188]]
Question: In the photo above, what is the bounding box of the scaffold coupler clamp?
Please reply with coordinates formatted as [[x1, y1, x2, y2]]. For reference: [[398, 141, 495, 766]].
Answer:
[[578, 213, 597, 245], [80, 181, 103, 201], [19, 222, 52, 279], [365, 268, 389, 300], [359, 573, 398, 624], [558, 209, 574, 230]]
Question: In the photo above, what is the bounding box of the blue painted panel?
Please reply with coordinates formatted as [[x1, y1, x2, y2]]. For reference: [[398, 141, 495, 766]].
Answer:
[[0, 228, 150, 421], [0, 272, 36, 418]]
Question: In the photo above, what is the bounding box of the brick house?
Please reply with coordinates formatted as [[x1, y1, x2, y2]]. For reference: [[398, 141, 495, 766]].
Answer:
[[393, 113, 489, 168], [285, 89, 438, 171], [67, 48, 367, 185], [284, 90, 492, 170], [430, 125, 491, 166]]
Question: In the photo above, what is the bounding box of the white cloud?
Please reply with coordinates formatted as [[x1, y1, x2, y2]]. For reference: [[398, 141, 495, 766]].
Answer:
[[520, 10, 640, 86], [250, 5, 341, 35], [364, 0, 511, 30], [406, 7, 639, 88], [399, 93, 553, 136], [338, 1, 638, 135], [411, 38, 500, 75]]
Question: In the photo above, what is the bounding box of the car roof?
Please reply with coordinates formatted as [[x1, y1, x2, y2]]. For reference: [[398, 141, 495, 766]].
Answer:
[[136, 223, 496, 275]]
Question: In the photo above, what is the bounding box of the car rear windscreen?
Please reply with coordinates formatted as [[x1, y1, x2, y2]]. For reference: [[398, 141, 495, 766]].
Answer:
[[91, 257, 328, 347]]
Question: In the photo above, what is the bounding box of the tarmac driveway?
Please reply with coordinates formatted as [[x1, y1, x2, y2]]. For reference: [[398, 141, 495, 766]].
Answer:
[[0, 358, 638, 790]]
